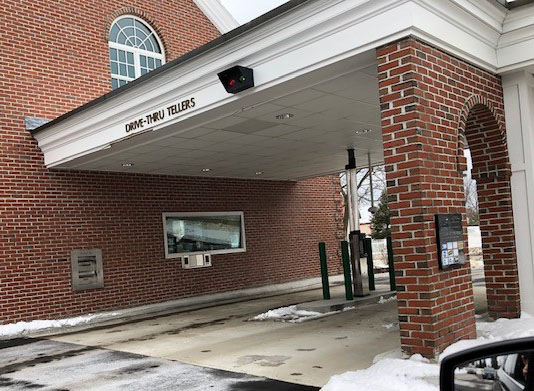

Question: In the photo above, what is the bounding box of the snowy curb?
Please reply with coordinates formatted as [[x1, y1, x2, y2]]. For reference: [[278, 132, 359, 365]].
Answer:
[[320, 312, 534, 391], [250, 305, 357, 323], [0, 313, 121, 339]]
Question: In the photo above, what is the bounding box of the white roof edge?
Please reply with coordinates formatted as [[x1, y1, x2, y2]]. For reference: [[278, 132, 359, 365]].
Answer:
[[193, 0, 240, 34], [33, 0, 534, 167]]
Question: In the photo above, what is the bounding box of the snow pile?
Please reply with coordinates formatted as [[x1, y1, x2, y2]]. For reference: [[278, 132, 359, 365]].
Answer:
[[440, 312, 534, 360], [321, 313, 534, 391], [321, 354, 439, 391], [0, 313, 118, 337], [378, 295, 397, 304], [250, 305, 331, 323]]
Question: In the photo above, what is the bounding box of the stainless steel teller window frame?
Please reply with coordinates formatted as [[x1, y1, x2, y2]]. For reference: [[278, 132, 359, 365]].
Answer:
[[162, 212, 246, 259]]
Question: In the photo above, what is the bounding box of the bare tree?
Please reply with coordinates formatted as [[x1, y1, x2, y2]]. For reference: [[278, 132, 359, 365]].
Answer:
[[464, 174, 479, 226], [340, 165, 387, 235]]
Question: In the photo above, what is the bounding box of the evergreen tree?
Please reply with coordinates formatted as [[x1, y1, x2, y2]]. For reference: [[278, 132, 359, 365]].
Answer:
[[371, 191, 390, 239]]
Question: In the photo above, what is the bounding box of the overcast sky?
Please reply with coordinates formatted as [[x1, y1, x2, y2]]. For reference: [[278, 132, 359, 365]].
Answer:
[[220, 0, 290, 24]]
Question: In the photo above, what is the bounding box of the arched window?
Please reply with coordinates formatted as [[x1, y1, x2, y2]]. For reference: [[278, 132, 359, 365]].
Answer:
[[108, 16, 165, 89]]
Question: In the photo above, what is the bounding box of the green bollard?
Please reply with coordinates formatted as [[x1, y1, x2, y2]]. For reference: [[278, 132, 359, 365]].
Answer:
[[318, 242, 331, 300], [341, 241, 354, 300], [386, 236, 396, 291], [364, 238, 375, 291]]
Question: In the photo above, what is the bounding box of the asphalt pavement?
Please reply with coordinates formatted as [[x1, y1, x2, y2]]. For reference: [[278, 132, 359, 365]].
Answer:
[[0, 338, 318, 391]]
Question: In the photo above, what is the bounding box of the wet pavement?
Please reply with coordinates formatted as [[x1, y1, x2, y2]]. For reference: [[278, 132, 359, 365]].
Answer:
[[49, 276, 400, 386], [0, 338, 318, 391]]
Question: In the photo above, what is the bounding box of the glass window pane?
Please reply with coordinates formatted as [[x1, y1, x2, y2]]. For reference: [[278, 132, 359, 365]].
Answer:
[[149, 36, 161, 53], [117, 31, 128, 45], [118, 50, 126, 63], [133, 37, 143, 48], [117, 17, 134, 29], [128, 66, 135, 78], [111, 78, 119, 89], [109, 48, 117, 61], [165, 214, 243, 255], [140, 55, 146, 67], [155, 59, 161, 68], [135, 19, 152, 37], [110, 61, 118, 74], [141, 68, 148, 75], [147, 57, 154, 69], [122, 27, 135, 40], [109, 24, 120, 42], [126, 51, 134, 64], [136, 29, 148, 43], [144, 39, 154, 53], [119, 63, 127, 76], [119, 79, 127, 87]]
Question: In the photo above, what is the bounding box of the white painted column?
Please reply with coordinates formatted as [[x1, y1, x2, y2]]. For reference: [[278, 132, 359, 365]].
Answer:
[[502, 70, 534, 315], [347, 168, 360, 232]]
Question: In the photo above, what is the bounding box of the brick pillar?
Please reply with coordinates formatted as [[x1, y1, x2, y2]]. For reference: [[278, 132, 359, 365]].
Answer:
[[377, 38, 481, 358]]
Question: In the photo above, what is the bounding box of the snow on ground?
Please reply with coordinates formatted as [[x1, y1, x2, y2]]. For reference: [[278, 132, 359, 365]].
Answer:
[[378, 295, 397, 304], [0, 313, 119, 337], [250, 305, 333, 323], [321, 312, 534, 391], [251, 304, 359, 323], [439, 311, 534, 360], [321, 354, 439, 391]]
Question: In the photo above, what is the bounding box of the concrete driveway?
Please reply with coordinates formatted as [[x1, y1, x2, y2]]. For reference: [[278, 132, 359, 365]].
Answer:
[[47, 278, 400, 387], [0, 270, 487, 390], [0, 338, 318, 390]]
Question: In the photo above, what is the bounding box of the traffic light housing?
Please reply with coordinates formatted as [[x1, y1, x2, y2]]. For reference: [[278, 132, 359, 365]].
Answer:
[[218, 66, 254, 94]]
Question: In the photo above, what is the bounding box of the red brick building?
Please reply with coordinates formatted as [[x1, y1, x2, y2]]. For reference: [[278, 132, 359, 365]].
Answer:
[[0, 0, 344, 324], [3, 0, 534, 359]]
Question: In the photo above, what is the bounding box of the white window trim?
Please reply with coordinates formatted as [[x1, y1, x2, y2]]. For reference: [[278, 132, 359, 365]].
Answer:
[[162, 211, 247, 259], [109, 15, 166, 83]]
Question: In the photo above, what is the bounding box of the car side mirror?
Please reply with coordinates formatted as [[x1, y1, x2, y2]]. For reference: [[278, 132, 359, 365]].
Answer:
[[440, 337, 534, 391]]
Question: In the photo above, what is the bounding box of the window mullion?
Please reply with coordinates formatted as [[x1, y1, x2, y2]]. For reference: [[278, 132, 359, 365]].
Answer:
[[134, 49, 141, 79]]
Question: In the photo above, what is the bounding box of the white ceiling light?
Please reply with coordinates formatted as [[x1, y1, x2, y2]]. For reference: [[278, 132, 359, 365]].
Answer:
[[255, 171, 263, 175], [355, 129, 372, 134], [202, 168, 211, 172], [121, 163, 134, 167], [275, 113, 294, 120]]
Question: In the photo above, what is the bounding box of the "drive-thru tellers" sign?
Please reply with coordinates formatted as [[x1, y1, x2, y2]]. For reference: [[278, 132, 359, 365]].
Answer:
[[124, 97, 196, 134]]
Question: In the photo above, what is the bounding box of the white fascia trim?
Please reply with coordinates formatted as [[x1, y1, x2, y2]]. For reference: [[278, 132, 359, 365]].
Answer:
[[32, 0, 532, 167], [503, 2, 534, 33], [193, 0, 240, 33], [450, 0, 507, 31]]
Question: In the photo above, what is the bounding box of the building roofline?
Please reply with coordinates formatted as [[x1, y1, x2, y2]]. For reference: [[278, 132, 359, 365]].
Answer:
[[32, 0, 311, 135], [193, 0, 240, 33]]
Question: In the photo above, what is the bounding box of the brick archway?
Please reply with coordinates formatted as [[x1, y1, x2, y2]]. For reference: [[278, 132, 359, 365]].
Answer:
[[377, 37, 521, 358], [460, 102, 520, 319]]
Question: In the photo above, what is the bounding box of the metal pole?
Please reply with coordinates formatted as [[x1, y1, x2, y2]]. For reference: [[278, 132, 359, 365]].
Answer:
[[345, 149, 359, 233], [318, 242, 330, 300], [346, 170, 355, 234], [365, 238, 375, 291], [345, 149, 365, 297], [349, 169, 360, 231], [341, 241, 354, 300], [386, 236, 396, 291], [368, 152, 374, 209], [349, 231, 365, 297]]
